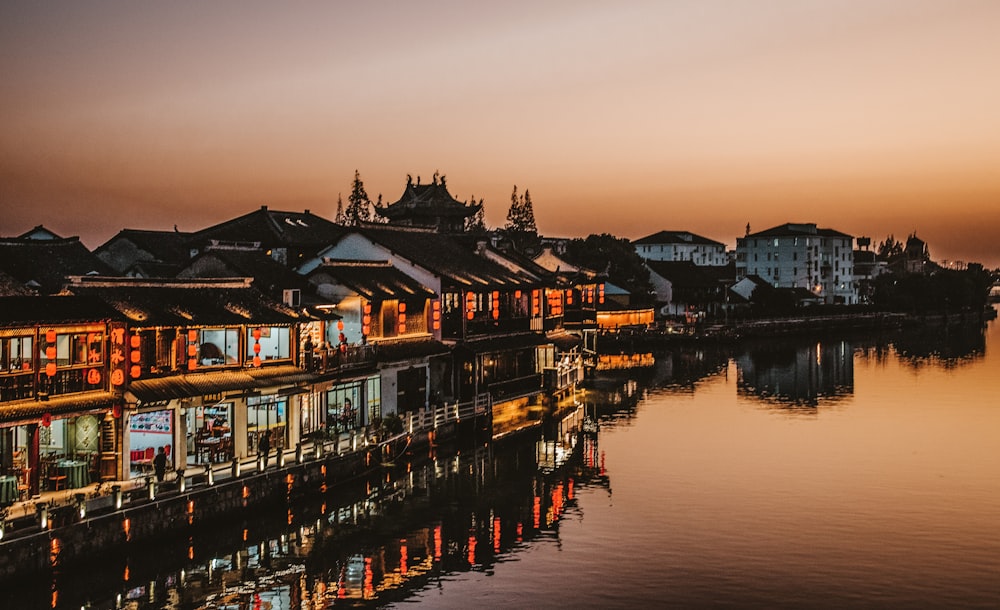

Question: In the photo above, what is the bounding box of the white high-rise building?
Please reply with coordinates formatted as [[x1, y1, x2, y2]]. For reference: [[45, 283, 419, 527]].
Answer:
[[736, 223, 857, 304]]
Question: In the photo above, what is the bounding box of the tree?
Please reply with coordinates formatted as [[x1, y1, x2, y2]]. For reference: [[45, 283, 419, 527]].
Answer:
[[504, 185, 537, 233], [563, 234, 652, 299], [878, 234, 903, 259], [464, 195, 487, 232], [334, 194, 346, 225], [344, 170, 373, 226]]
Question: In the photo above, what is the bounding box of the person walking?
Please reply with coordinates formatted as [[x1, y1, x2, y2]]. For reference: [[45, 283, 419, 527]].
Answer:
[[153, 446, 167, 483], [259, 431, 271, 469]]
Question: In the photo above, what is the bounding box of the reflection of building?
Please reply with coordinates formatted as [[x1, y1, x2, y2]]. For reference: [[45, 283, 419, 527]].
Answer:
[[735, 339, 854, 407]]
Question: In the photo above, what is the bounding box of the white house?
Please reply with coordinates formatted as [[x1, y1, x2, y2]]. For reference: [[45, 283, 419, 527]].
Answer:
[[634, 231, 728, 266]]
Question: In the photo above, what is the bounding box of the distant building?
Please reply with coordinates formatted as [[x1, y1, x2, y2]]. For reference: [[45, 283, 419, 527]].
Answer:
[[0, 236, 115, 294], [634, 231, 728, 266], [95, 228, 195, 277], [736, 223, 856, 305], [375, 174, 480, 233]]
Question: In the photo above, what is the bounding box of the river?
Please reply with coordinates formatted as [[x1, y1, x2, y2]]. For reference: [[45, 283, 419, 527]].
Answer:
[[5, 313, 999, 608]]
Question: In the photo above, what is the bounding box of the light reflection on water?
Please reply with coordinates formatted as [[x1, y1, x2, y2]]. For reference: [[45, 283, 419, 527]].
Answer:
[[6, 316, 998, 608]]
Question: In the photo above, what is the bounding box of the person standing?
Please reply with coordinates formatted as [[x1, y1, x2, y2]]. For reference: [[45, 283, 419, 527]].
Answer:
[[153, 446, 167, 482], [259, 431, 271, 469]]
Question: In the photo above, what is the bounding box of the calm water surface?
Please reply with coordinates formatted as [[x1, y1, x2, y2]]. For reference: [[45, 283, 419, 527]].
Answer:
[[8, 315, 999, 609]]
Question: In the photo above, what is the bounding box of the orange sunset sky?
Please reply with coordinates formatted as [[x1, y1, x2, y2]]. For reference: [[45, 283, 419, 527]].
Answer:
[[2, 1, 999, 267]]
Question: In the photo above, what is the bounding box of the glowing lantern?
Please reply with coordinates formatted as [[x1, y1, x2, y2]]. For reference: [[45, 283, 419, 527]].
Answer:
[[41, 412, 52, 427], [112, 403, 122, 419], [253, 342, 261, 354], [129, 334, 141, 349], [130, 350, 140, 363], [187, 330, 198, 342], [252, 328, 262, 341], [188, 358, 197, 371], [187, 344, 197, 357], [337, 319, 344, 331], [398, 302, 406, 313], [45, 346, 56, 361], [86, 368, 102, 385], [46, 329, 57, 344], [130, 365, 141, 379], [599, 283, 605, 304], [45, 362, 57, 377], [253, 356, 262, 367]]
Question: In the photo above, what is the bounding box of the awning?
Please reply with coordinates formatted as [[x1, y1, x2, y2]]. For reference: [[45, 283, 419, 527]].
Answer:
[[0, 391, 118, 426], [128, 365, 318, 404], [457, 332, 549, 354]]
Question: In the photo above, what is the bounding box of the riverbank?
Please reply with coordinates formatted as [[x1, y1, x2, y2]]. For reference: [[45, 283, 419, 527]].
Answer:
[[596, 307, 995, 351]]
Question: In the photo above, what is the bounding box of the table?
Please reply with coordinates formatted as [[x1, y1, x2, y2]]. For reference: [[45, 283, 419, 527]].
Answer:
[[0, 475, 17, 504], [195, 437, 221, 464], [55, 460, 90, 489]]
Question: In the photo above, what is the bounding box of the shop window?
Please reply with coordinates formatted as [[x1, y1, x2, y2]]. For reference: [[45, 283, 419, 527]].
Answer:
[[327, 383, 361, 433], [246, 326, 291, 361]]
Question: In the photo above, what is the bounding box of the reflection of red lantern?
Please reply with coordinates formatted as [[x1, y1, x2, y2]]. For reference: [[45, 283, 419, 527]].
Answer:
[[41, 412, 52, 427], [87, 368, 102, 385]]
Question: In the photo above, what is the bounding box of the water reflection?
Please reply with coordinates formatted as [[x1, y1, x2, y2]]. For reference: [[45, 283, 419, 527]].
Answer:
[[735, 339, 854, 410]]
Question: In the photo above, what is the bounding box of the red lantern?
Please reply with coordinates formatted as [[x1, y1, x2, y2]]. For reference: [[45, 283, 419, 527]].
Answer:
[[252, 328, 262, 341], [87, 368, 102, 385], [112, 403, 122, 419], [130, 365, 141, 379], [188, 329, 198, 342], [45, 362, 57, 377], [130, 350, 141, 363], [41, 412, 52, 427], [130, 334, 141, 349], [46, 346, 56, 360], [398, 302, 406, 313], [46, 329, 57, 344], [188, 358, 198, 371], [253, 356, 261, 367], [188, 344, 198, 357], [337, 319, 344, 331], [253, 342, 261, 354]]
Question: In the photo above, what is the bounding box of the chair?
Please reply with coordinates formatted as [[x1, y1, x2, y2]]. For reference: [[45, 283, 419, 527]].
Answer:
[[17, 467, 31, 500]]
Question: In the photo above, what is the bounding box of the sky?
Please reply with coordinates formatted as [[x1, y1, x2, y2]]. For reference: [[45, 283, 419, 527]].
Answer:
[[2, 0, 999, 267]]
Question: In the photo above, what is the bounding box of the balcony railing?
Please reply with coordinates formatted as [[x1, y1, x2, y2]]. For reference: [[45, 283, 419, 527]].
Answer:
[[305, 344, 378, 373]]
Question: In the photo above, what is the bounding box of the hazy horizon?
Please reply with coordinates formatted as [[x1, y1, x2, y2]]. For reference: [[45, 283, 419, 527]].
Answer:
[[2, 1, 999, 266]]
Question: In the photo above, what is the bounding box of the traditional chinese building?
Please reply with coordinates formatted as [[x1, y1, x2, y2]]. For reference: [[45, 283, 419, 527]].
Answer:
[[375, 174, 481, 233]]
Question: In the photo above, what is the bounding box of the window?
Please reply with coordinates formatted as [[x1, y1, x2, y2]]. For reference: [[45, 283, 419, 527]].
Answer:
[[246, 326, 291, 361], [199, 327, 240, 365], [327, 382, 362, 433], [1, 336, 33, 373]]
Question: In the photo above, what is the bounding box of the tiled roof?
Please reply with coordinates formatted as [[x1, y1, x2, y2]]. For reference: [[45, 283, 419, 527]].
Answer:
[[634, 231, 724, 246], [0, 392, 118, 423], [95, 229, 195, 265], [373, 337, 451, 362], [193, 206, 346, 250], [307, 260, 436, 301], [456, 332, 549, 353], [65, 277, 302, 326], [178, 249, 313, 297], [0, 237, 116, 294], [747, 223, 852, 239], [645, 260, 721, 289], [128, 366, 316, 403], [356, 226, 539, 288], [0, 295, 123, 326]]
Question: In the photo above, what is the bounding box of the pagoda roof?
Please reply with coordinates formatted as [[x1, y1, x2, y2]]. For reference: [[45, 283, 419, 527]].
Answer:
[[377, 175, 480, 220]]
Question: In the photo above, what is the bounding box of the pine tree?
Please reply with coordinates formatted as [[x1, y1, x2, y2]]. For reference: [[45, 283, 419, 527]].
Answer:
[[345, 170, 372, 226], [520, 189, 537, 233], [334, 194, 346, 225], [503, 185, 540, 253]]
